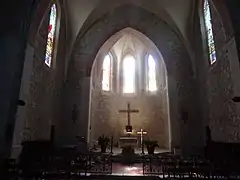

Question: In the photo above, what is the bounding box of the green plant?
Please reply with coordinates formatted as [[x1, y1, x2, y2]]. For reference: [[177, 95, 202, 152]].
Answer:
[[98, 135, 110, 153], [144, 139, 159, 154]]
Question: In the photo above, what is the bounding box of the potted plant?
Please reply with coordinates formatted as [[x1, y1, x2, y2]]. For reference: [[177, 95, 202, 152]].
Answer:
[[144, 139, 159, 154], [98, 135, 110, 153]]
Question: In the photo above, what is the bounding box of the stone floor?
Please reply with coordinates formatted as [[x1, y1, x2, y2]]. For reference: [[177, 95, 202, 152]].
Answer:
[[112, 163, 143, 176]]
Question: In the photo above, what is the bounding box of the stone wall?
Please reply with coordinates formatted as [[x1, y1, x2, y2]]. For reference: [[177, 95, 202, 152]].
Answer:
[[194, 0, 240, 143], [90, 86, 169, 148], [12, 0, 66, 155], [207, 1, 240, 142]]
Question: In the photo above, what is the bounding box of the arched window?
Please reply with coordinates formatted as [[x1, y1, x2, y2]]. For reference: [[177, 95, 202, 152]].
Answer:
[[147, 54, 157, 92], [102, 54, 112, 91], [203, 0, 217, 64], [123, 55, 135, 93], [45, 4, 57, 67]]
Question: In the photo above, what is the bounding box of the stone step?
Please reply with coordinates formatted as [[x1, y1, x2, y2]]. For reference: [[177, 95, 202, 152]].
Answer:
[[112, 154, 144, 163]]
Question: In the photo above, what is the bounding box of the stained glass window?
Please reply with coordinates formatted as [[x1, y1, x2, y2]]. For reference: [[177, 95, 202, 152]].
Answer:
[[123, 55, 135, 93], [102, 54, 111, 91], [203, 0, 217, 64], [147, 54, 157, 92], [45, 4, 57, 67]]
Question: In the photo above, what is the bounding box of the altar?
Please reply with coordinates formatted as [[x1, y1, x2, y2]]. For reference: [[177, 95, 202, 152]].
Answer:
[[119, 136, 138, 148]]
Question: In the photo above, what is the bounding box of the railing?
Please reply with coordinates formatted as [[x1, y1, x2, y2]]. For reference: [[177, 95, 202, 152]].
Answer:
[[143, 155, 211, 178], [5, 153, 240, 179], [142, 155, 240, 179], [74, 153, 112, 175], [4, 153, 112, 179], [142, 155, 162, 175]]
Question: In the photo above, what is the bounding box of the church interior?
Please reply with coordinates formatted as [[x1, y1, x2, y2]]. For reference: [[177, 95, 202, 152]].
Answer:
[[2, 0, 240, 178]]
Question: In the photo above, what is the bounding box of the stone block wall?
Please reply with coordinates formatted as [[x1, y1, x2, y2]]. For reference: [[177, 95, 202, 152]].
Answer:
[[207, 1, 240, 142], [194, 0, 240, 143], [89, 88, 170, 148], [12, 0, 66, 152]]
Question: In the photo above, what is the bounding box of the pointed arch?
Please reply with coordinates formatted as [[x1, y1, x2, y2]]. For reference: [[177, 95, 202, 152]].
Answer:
[[45, 3, 58, 67], [102, 53, 112, 91], [203, 0, 217, 64], [147, 54, 157, 92], [69, 4, 196, 153], [123, 55, 135, 93]]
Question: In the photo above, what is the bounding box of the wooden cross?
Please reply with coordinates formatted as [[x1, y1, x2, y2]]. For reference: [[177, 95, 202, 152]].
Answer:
[[137, 129, 147, 145], [118, 102, 139, 132], [137, 129, 147, 154]]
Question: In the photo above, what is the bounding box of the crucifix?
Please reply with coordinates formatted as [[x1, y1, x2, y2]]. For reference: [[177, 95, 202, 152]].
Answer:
[[137, 129, 147, 154], [118, 102, 139, 134]]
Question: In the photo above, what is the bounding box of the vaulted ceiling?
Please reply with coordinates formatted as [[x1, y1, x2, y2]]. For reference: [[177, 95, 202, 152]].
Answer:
[[64, 0, 196, 56]]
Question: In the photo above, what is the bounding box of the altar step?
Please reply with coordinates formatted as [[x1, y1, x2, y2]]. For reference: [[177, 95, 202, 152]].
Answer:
[[112, 154, 144, 163], [111, 152, 172, 163]]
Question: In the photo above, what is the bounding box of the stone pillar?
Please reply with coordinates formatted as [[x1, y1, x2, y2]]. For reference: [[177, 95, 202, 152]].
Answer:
[[11, 43, 35, 158], [78, 77, 91, 141], [226, 38, 240, 97], [167, 76, 180, 151], [0, 35, 27, 158]]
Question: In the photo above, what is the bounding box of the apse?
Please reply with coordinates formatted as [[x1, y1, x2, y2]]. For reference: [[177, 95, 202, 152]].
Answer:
[[88, 28, 170, 149]]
